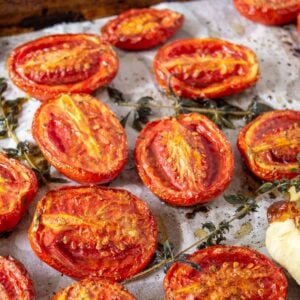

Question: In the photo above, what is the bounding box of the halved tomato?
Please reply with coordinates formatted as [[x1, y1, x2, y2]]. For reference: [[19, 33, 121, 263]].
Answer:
[[8, 34, 118, 101], [153, 38, 259, 100], [52, 279, 136, 300], [0, 256, 35, 299], [134, 113, 234, 206], [164, 245, 287, 300], [101, 8, 184, 50], [237, 110, 300, 181], [32, 93, 128, 184], [28, 186, 157, 281], [233, 0, 299, 26], [0, 152, 38, 232]]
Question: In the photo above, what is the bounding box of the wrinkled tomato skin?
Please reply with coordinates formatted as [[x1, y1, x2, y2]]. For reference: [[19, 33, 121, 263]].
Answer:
[[134, 113, 234, 206], [237, 110, 300, 182], [28, 186, 157, 281], [101, 8, 184, 51], [153, 38, 259, 100], [32, 93, 128, 184], [52, 279, 136, 300], [164, 245, 287, 300], [233, 0, 300, 26], [8, 34, 118, 101], [0, 153, 38, 232], [0, 256, 35, 300]]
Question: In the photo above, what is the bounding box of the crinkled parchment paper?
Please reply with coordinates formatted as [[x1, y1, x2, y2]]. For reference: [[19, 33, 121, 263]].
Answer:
[[0, 0, 299, 299]]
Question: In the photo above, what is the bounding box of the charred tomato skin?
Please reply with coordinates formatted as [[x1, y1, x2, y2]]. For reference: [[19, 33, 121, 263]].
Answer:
[[134, 113, 234, 206], [0, 256, 35, 300], [101, 8, 184, 50], [8, 34, 118, 101], [233, 0, 300, 26], [0, 152, 38, 232], [164, 245, 288, 300], [52, 279, 136, 300], [32, 93, 128, 184], [237, 110, 300, 181], [28, 185, 157, 281], [153, 38, 259, 100]]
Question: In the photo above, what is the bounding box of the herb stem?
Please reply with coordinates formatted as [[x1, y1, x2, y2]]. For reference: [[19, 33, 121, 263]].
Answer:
[[123, 203, 252, 283], [0, 97, 48, 186]]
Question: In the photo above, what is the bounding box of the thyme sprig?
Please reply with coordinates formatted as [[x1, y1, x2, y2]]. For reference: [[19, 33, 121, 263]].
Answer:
[[124, 175, 300, 283], [0, 78, 67, 186], [107, 86, 273, 130]]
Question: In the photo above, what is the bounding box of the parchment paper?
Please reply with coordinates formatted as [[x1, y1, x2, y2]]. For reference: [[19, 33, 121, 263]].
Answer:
[[0, 0, 299, 299]]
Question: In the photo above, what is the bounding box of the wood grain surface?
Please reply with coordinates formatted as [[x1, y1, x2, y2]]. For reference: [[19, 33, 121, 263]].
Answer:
[[0, 0, 187, 36]]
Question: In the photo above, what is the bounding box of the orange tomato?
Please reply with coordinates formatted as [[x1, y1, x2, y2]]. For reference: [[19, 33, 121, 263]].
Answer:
[[52, 279, 136, 300], [135, 113, 234, 206], [0, 256, 35, 299], [8, 34, 118, 101], [28, 186, 157, 281], [101, 8, 183, 50], [164, 245, 288, 300], [237, 110, 300, 181], [0, 152, 38, 232], [32, 94, 128, 184], [153, 38, 259, 100]]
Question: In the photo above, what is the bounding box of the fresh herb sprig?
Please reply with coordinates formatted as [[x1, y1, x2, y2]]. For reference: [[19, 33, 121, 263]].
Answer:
[[123, 175, 300, 283], [0, 78, 67, 186], [107, 86, 273, 130]]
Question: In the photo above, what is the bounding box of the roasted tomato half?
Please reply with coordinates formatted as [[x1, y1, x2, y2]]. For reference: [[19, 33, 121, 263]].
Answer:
[[8, 34, 118, 101], [134, 113, 234, 206], [0, 152, 38, 232], [153, 38, 259, 100], [0, 256, 35, 300], [233, 0, 300, 26], [164, 245, 288, 300], [237, 110, 300, 181], [52, 279, 136, 300], [32, 93, 128, 184], [101, 8, 184, 50], [28, 186, 157, 281]]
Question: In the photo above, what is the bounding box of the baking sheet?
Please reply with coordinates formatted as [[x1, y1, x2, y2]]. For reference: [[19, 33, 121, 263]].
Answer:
[[0, 0, 300, 298]]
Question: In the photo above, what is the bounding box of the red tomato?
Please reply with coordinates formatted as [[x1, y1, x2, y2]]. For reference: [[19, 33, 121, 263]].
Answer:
[[134, 113, 234, 206], [298, 12, 300, 32], [8, 34, 118, 101], [164, 245, 288, 300], [0, 256, 35, 300], [32, 93, 128, 184], [233, 0, 300, 26], [101, 8, 184, 50], [52, 279, 136, 300], [237, 110, 300, 181], [0, 152, 38, 232], [28, 186, 157, 281], [153, 38, 259, 100]]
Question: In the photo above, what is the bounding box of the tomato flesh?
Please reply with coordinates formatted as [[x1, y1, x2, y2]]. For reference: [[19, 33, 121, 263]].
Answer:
[[101, 8, 183, 50], [28, 186, 157, 281], [52, 279, 136, 300], [0, 256, 35, 300], [237, 110, 300, 181], [0, 153, 38, 232], [32, 94, 128, 184], [153, 38, 259, 99], [233, 0, 300, 26], [135, 113, 234, 206], [164, 245, 287, 300], [8, 34, 118, 101]]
